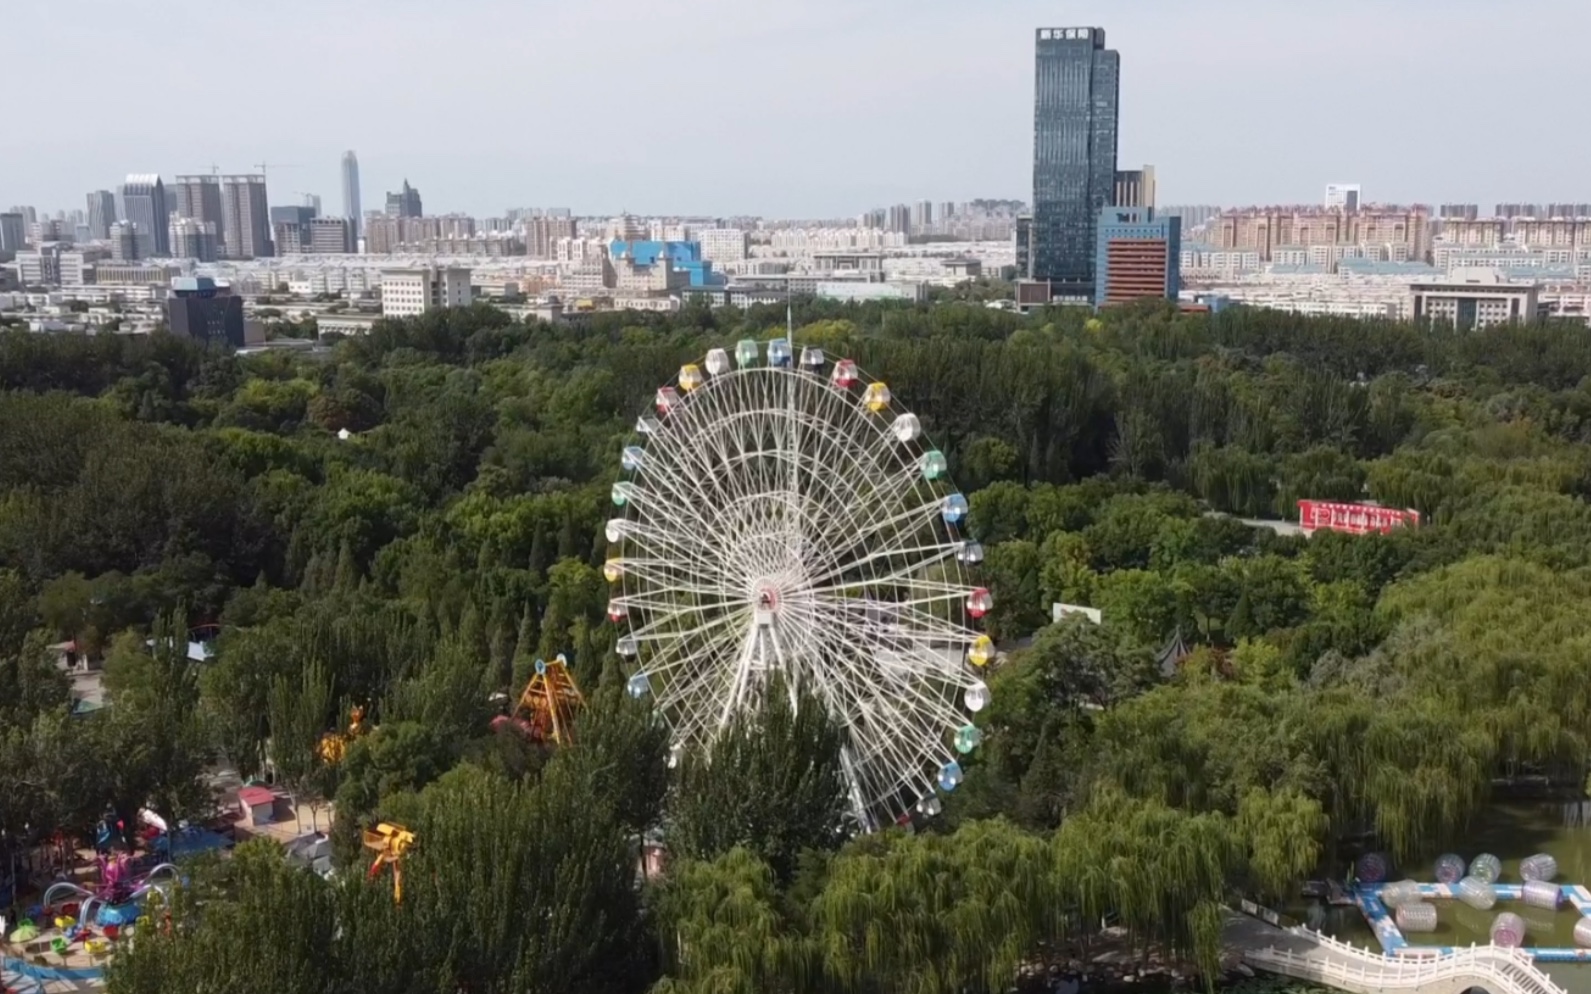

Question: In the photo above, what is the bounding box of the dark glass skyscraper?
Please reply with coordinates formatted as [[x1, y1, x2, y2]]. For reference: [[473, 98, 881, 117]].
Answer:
[[1029, 27, 1119, 299], [385, 179, 422, 219], [119, 175, 170, 256]]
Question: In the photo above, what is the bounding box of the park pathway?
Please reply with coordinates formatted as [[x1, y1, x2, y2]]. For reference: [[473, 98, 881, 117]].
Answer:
[[1224, 910, 1567, 994], [1, 966, 100, 993]]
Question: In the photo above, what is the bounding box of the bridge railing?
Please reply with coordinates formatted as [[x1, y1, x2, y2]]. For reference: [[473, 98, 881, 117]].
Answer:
[[1246, 928, 1567, 994]]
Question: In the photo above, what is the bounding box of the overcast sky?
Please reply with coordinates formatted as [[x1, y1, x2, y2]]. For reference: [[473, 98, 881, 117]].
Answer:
[[6, 0, 1588, 218]]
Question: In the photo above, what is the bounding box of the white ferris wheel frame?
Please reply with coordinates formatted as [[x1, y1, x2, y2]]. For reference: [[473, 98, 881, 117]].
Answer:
[[606, 344, 990, 828]]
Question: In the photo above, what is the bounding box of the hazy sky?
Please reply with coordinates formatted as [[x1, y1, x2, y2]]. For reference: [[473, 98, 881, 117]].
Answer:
[[6, 0, 1589, 218]]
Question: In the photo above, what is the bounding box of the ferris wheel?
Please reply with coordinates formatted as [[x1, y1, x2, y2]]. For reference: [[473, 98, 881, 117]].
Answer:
[[603, 338, 995, 828]]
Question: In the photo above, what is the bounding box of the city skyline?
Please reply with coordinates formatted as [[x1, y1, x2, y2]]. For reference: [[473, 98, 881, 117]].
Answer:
[[4, 0, 1591, 217]]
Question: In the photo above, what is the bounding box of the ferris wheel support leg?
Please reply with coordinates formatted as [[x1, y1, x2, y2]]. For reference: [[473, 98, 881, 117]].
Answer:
[[838, 745, 875, 832], [718, 623, 764, 734], [763, 623, 802, 717]]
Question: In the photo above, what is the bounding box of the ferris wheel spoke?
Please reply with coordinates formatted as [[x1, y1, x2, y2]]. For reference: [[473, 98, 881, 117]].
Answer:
[[620, 523, 736, 582], [807, 541, 965, 594], [629, 605, 747, 647], [804, 462, 924, 537], [824, 612, 976, 672], [808, 501, 958, 589], [817, 633, 967, 733], [613, 559, 734, 599], [660, 637, 748, 743], [615, 594, 732, 619], [823, 608, 980, 667]]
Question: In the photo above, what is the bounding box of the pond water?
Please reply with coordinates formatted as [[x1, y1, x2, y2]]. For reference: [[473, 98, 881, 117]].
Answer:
[[1297, 801, 1591, 994]]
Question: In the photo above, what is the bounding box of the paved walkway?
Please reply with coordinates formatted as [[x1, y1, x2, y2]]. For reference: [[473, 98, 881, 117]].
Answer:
[[1, 966, 99, 993], [1225, 911, 1567, 994]]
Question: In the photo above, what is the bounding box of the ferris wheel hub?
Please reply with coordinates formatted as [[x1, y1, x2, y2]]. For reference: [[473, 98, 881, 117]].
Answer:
[[752, 583, 782, 625]]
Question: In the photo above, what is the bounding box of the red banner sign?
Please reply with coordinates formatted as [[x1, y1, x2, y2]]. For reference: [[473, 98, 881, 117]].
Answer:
[[1298, 500, 1419, 536]]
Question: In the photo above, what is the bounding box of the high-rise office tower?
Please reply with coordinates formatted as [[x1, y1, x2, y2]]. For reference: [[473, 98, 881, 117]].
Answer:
[[220, 175, 272, 259], [1114, 166, 1156, 209], [119, 175, 170, 256], [1325, 183, 1362, 212], [86, 190, 117, 240], [341, 150, 362, 244], [169, 217, 220, 262], [269, 205, 316, 255], [173, 175, 228, 250], [1028, 27, 1119, 298], [385, 179, 422, 218], [0, 213, 25, 253], [309, 217, 352, 254], [109, 221, 143, 261]]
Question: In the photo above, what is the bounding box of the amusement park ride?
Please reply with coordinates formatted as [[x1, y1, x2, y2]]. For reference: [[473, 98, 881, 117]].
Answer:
[[604, 339, 995, 830], [491, 653, 585, 744], [362, 823, 417, 904], [317, 704, 367, 764]]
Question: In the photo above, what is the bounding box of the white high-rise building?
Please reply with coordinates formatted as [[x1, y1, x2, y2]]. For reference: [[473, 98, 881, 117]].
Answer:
[[220, 175, 272, 259], [1325, 183, 1362, 212], [381, 266, 473, 316], [697, 227, 749, 263], [341, 151, 362, 245]]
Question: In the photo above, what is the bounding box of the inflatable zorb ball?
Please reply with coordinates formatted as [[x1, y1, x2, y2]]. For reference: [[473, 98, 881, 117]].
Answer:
[[1523, 880, 1562, 910], [1357, 852, 1390, 883], [1381, 880, 1421, 909], [1457, 876, 1497, 910], [1469, 853, 1503, 884], [1396, 902, 1439, 934], [1491, 911, 1526, 948], [1575, 917, 1591, 948], [1521, 853, 1559, 882], [1434, 853, 1466, 884]]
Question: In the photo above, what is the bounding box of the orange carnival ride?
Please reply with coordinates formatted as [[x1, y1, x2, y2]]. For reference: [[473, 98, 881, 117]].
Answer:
[[362, 823, 416, 904], [490, 654, 585, 744], [317, 704, 367, 764]]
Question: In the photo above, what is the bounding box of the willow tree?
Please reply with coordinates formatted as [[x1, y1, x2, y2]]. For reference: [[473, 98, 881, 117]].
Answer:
[[649, 847, 812, 994], [1354, 698, 1495, 860], [810, 820, 1055, 994], [1236, 787, 1329, 901], [1054, 789, 1237, 978]]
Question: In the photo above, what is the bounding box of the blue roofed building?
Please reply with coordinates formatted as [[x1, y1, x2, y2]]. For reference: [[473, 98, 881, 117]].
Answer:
[[609, 240, 726, 288], [1093, 206, 1181, 308]]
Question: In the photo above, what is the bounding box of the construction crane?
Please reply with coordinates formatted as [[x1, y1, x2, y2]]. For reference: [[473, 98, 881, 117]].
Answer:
[[253, 162, 301, 183]]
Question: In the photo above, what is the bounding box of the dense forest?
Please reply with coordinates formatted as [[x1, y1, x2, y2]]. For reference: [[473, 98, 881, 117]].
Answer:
[[4, 298, 1591, 993]]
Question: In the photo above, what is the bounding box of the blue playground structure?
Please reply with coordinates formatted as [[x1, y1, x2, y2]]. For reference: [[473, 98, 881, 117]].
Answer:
[[1357, 879, 1591, 962]]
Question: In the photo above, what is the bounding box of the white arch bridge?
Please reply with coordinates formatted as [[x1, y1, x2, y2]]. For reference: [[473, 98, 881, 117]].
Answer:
[[1226, 913, 1568, 994]]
